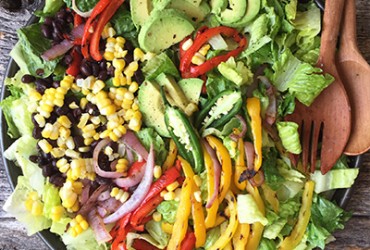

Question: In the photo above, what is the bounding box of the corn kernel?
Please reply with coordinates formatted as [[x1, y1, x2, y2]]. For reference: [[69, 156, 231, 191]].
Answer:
[[163, 191, 175, 201], [182, 38, 193, 51], [108, 27, 116, 37], [34, 114, 46, 127], [78, 113, 90, 129], [58, 115, 72, 128], [191, 52, 206, 65], [116, 36, 126, 44], [161, 222, 174, 234], [128, 81, 139, 93], [66, 137, 75, 150], [124, 61, 139, 77], [174, 188, 182, 202], [51, 205, 65, 221], [110, 187, 120, 197], [38, 139, 52, 153], [84, 137, 94, 146], [153, 165, 162, 179], [199, 44, 211, 56], [133, 48, 145, 61], [113, 58, 126, 72], [65, 149, 80, 159], [166, 181, 180, 192], [153, 212, 162, 222], [51, 147, 65, 158], [160, 190, 168, 197], [104, 51, 115, 61], [101, 105, 116, 116]]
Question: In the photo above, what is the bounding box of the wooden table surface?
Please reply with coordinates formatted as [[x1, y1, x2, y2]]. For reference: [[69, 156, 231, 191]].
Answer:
[[0, 1, 369, 249]]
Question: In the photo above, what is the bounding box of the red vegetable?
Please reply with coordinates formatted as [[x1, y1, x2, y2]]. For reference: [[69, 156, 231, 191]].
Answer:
[[180, 231, 196, 250], [89, 0, 125, 61], [130, 194, 164, 227], [114, 161, 146, 188], [74, 13, 84, 28], [132, 239, 160, 250], [179, 26, 247, 78], [66, 48, 82, 76], [110, 213, 132, 250]]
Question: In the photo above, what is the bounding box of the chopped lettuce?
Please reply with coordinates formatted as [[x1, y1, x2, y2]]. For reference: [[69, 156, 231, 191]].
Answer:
[[311, 169, 359, 194], [3, 176, 51, 235], [237, 194, 268, 225], [62, 228, 107, 250], [217, 57, 253, 86], [137, 128, 168, 165], [15, 23, 59, 77], [204, 227, 221, 249], [262, 148, 284, 191], [205, 71, 238, 98], [156, 200, 179, 224], [276, 121, 302, 154], [145, 220, 170, 248], [110, 7, 138, 45], [271, 49, 333, 106]]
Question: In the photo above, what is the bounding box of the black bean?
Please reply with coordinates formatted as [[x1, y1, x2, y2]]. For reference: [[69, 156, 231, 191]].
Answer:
[[47, 139, 58, 148], [66, 14, 74, 24], [48, 113, 58, 123], [32, 127, 42, 139], [72, 108, 82, 119], [42, 164, 55, 177], [90, 139, 100, 149], [98, 153, 110, 171], [29, 155, 39, 163], [96, 125, 106, 133], [51, 159, 58, 168], [64, 54, 73, 65], [108, 141, 118, 152], [107, 65, 115, 77], [36, 69, 45, 76], [56, 10, 66, 20], [52, 31, 63, 43], [81, 62, 92, 77], [66, 112, 76, 123], [91, 62, 100, 77], [97, 70, 108, 81], [134, 68, 145, 85], [31, 113, 38, 126], [124, 41, 134, 52], [99, 61, 107, 70], [81, 152, 93, 158], [44, 17, 53, 26], [85, 103, 99, 116], [21, 74, 35, 83], [55, 105, 69, 116], [35, 78, 49, 87], [73, 135, 85, 148], [49, 174, 66, 187], [41, 23, 52, 39], [124, 53, 134, 64], [36, 84, 47, 94]]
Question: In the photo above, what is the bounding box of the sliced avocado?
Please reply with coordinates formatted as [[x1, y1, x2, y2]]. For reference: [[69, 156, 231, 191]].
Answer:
[[217, 0, 247, 24], [156, 73, 190, 111], [178, 78, 204, 104], [152, 0, 172, 10], [138, 9, 195, 53], [130, 0, 153, 27], [184, 0, 202, 7], [138, 81, 170, 137], [168, 0, 210, 23], [228, 0, 261, 27], [211, 0, 227, 14]]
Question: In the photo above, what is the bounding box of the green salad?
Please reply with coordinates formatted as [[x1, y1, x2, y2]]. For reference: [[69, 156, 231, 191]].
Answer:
[[1, 0, 360, 249]]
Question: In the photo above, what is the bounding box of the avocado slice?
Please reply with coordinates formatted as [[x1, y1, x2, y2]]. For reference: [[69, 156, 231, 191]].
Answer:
[[138, 9, 195, 53], [184, 0, 202, 7], [217, 0, 247, 24], [138, 81, 170, 137], [156, 73, 190, 111], [211, 0, 228, 14], [178, 78, 204, 104], [130, 0, 153, 27], [228, 0, 261, 27], [168, 0, 210, 23]]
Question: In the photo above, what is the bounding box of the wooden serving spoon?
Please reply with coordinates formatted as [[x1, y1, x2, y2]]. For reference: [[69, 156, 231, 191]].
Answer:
[[337, 0, 370, 155], [286, 0, 351, 174]]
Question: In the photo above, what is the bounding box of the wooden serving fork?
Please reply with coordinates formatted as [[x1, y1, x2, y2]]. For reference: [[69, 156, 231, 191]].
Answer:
[[286, 0, 351, 174]]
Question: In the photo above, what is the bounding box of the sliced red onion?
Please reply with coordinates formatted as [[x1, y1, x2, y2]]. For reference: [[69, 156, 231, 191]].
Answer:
[[97, 190, 111, 202], [93, 138, 124, 179], [98, 198, 122, 214], [119, 130, 148, 161], [79, 181, 91, 204], [230, 114, 247, 142], [97, 206, 108, 217], [258, 76, 277, 125], [87, 209, 112, 243], [126, 147, 134, 165], [262, 120, 279, 141], [41, 39, 73, 61], [41, 24, 84, 61], [103, 144, 155, 224], [72, 0, 93, 18], [78, 184, 108, 217], [203, 140, 221, 209], [244, 141, 255, 171], [247, 64, 268, 97], [113, 163, 145, 188]]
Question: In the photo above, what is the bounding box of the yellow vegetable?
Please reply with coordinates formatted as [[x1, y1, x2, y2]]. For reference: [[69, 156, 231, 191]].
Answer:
[[233, 223, 250, 250], [234, 138, 247, 190], [246, 97, 262, 172], [261, 183, 279, 213], [163, 139, 178, 170], [280, 180, 315, 250]]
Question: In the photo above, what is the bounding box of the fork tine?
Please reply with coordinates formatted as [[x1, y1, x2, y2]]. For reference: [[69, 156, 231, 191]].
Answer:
[[310, 121, 322, 173], [301, 120, 312, 172]]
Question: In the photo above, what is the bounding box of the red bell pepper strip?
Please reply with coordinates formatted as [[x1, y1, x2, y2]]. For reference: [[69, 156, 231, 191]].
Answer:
[[127, 161, 146, 176], [110, 213, 131, 240], [80, 0, 111, 58], [66, 48, 82, 76], [181, 231, 196, 250], [74, 13, 84, 28], [130, 194, 164, 227], [179, 26, 247, 78], [90, 0, 125, 61], [132, 239, 160, 250]]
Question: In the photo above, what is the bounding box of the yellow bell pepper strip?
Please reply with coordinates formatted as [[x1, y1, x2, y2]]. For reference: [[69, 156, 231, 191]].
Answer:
[[235, 138, 247, 190], [206, 135, 232, 203], [163, 139, 178, 171], [203, 144, 219, 228], [178, 157, 206, 248], [246, 97, 263, 172], [280, 180, 315, 250], [214, 215, 227, 227], [208, 191, 238, 250], [167, 177, 193, 250], [261, 183, 279, 213], [232, 223, 250, 250], [245, 181, 265, 250]]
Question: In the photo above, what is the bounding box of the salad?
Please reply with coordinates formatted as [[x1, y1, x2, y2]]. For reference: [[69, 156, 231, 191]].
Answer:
[[1, 0, 360, 249]]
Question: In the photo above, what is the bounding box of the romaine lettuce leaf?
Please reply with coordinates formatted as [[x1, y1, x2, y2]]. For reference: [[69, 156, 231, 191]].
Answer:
[[3, 176, 51, 235], [137, 128, 167, 165], [217, 57, 253, 86], [62, 228, 108, 250], [311, 169, 359, 194], [237, 194, 268, 225], [156, 200, 178, 224], [276, 121, 302, 154], [145, 220, 170, 248], [110, 7, 138, 45], [142, 52, 179, 80], [204, 227, 221, 249]]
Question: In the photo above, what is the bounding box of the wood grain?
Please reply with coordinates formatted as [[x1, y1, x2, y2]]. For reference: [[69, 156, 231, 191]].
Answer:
[[0, 0, 369, 249]]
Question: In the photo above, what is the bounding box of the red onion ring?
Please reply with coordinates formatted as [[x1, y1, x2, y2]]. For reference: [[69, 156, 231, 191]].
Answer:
[[247, 64, 268, 97], [113, 163, 145, 188], [244, 141, 255, 171], [119, 130, 148, 161], [78, 184, 108, 217], [98, 198, 122, 214], [79, 181, 91, 204], [262, 120, 279, 141], [203, 140, 221, 209], [87, 209, 112, 243], [230, 114, 247, 142], [97, 206, 108, 217], [258, 76, 277, 125], [103, 144, 155, 224], [93, 138, 124, 179], [126, 147, 134, 165], [97, 190, 111, 202]]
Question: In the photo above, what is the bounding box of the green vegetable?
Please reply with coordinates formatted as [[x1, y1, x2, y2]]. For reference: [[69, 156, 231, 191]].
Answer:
[[142, 52, 179, 80], [62, 228, 107, 250], [110, 7, 138, 46], [43, 0, 65, 15], [156, 200, 179, 224], [203, 227, 221, 249], [137, 128, 168, 165], [145, 220, 170, 248], [237, 194, 268, 225], [16, 23, 59, 77], [276, 121, 302, 154], [217, 57, 253, 86], [310, 169, 359, 194], [63, 0, 99, 12], [262, 148, 284, 191]]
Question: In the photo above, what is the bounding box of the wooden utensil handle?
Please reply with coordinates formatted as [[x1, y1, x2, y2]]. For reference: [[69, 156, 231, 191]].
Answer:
[[340, 0, 357, 48], [319, 0, 345, 63]]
